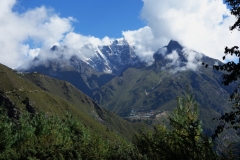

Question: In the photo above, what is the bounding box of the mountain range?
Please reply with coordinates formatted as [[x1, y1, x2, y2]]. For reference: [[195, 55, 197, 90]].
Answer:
[[18, 39, 235, 134]]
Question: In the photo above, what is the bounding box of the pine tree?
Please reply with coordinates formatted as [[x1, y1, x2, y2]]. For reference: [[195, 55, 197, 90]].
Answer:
[[169, 92, 213, 160], [133, 91, 217, 160]]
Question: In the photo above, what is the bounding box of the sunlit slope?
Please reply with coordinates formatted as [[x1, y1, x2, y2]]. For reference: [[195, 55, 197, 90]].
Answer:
[[24, 72, 147, 139], [0, 63, 145, 140]]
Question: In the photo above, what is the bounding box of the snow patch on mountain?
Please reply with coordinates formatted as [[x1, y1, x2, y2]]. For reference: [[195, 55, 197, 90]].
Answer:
[[85, 39, 140, 75], [19, 39, 208, 75]]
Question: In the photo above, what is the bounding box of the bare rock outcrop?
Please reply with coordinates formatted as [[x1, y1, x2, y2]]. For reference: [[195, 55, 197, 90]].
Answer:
[[0, 90, 20, 119]]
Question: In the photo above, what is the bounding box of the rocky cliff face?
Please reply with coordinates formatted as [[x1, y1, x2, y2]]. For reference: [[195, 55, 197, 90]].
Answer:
[[0, 91, 20, 119]]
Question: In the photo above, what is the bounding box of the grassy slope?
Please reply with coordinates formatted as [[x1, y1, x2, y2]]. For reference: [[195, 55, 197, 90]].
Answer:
[[0, 63, 145, 140], [24, 72, 147, 139]]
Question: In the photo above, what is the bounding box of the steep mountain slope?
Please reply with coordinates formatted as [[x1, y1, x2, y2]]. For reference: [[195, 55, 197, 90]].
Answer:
[[21, 55, 115, 98], [93, 41, 235, 131], [0, 63, 145, 140]]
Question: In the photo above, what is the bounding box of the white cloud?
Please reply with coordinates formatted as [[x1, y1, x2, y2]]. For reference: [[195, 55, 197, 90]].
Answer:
[[60, 32, 112, 59], [165, 50, 180, 67], [123, 0, 239, 63], [1, 0, 239, 70], [23, 32, 113, 69], [0, 0, 112, 69], [0, 0, 74, 68], [164, 48, 203, 73], [122, 26, 167, 63], [182, 48, 203, 70]]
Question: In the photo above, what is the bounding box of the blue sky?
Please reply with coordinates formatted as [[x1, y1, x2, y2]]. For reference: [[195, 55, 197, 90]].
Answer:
[[0, 0, 239, 69], [14, 0, 145, 38]]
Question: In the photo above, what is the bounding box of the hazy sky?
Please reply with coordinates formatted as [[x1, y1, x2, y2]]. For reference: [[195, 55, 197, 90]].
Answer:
[[0, 0, 239, 69]]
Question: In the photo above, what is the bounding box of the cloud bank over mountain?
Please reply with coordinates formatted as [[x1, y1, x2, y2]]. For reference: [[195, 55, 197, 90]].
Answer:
[[0, 0, 239, 69], [0, 0, 72, 68], [124, 0, 240, 62], [0, 0, 112, 68], [165, 49, 203, 73]]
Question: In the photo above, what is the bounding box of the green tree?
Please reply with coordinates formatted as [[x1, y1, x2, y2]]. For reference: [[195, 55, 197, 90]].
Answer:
[[133, 92, 217, 160], [170, 93, 202, 140], [170, 92, 216, 160]]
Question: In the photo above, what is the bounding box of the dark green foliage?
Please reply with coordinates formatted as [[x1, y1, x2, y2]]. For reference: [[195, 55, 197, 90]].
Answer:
[[1, 93, 238, 160], [225, 0, 240, 31], [0, 106, 137, 160], [0, 107, 84, 159]]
